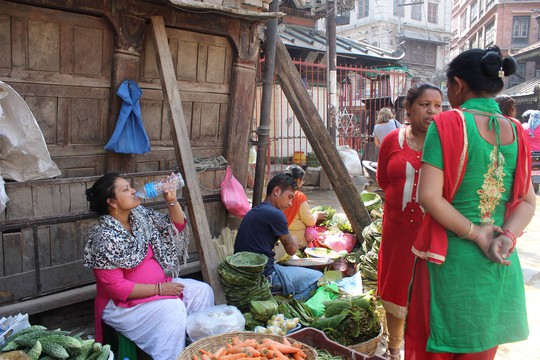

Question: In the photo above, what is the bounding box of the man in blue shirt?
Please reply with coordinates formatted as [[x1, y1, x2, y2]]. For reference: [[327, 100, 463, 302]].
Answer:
[[234, 173, 321, 300]]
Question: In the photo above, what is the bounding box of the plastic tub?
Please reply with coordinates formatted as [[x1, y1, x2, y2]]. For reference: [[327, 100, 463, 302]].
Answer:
[[288, 327, 386, 360]]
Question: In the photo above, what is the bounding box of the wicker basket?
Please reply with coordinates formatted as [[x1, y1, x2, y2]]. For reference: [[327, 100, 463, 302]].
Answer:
[[347, 324, 383, 357], [178, 331, 318, 360]]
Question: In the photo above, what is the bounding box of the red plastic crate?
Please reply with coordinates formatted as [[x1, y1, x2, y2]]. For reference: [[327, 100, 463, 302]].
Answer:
[[288, 328, 386, 360]]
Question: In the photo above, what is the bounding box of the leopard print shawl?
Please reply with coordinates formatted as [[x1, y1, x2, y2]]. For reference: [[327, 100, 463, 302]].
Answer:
[[83, 205, 189, 277]]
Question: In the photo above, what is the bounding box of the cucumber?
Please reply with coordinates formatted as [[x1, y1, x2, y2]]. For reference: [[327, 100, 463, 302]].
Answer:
[[1, 326, 47, 352], [38, 335, 81, 350], [74, 339, 95, 360]]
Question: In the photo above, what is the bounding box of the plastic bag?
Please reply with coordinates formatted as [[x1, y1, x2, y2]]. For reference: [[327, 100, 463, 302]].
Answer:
[[186, 304, 245, 342], [304, 283, 339, 317], [337, 146, 362, 176], [104, 80, 151, 154], [0, 81, 61, 181], [0, 176, 9, 213], [221, 166, 251, 218]]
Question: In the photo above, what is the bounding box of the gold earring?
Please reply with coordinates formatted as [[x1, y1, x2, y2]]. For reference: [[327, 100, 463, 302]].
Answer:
[[115, 208, 118, 214]]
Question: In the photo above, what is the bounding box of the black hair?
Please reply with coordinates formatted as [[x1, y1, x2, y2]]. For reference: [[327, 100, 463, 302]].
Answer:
[[266, 173, 299, 196], [403, 82, 443, 111], [495, 94, 516, 116], [285, 164, 305, 180], [446, 45, 517, 95], [86, 173, 121, 216]]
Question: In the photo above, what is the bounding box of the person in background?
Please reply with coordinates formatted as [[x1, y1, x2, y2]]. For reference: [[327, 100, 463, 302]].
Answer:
[[283, 164, 326, 249], [373, 107, 401, 148], [234, 173, 322, 300], [495, 94, 517, 118], [84, 173, 214, 360], [526, 110, 540, 151], [407, 45, 535, 359], [376, 83, 443, 360]]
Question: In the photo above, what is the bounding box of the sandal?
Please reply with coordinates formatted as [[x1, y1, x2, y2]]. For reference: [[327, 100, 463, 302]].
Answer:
[[386, 350, 401, 360]]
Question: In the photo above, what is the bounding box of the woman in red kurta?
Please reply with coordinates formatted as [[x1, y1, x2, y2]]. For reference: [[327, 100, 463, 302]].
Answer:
[[376, 83, 443, 359]]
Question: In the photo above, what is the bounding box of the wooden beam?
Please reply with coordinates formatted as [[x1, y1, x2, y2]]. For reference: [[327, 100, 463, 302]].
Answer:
[[274, 39, 372, 234], [150, 16, 225, 303]]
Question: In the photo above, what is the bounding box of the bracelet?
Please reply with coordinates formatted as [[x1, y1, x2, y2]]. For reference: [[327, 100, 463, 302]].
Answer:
[[157, 283, 162, 296], [154, 283, 158, 296], [503, 229, 517, 251], [168, 201, 178, 207], [458, 220, 474, 238]]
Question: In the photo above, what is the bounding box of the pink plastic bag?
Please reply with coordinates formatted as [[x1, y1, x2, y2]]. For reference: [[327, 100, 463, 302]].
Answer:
[[221, 166, 251, 218]]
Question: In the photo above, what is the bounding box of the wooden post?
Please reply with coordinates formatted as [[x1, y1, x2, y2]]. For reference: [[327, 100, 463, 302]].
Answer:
[[275, 39, 372, 234], [150, 16, 225, 303]]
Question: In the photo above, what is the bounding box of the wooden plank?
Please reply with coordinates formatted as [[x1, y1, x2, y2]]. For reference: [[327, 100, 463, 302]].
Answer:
[[0, 231, 3, 277], [0, 15, 11, 68], [40, 261, 94, 293], [0, 284, 96, 317], [150, 16, 225, 303], [28, 19, 60, 72], [50, 223, 78, 266], [3, 233, 22, 276], [0, 271, 37, 306], [275, 39, 372, 234], [5, 186, 33, 221], [21, 228, 36, 272]]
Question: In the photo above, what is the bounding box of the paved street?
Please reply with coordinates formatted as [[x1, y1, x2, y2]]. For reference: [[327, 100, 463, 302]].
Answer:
[[303, 185, 540, 359]]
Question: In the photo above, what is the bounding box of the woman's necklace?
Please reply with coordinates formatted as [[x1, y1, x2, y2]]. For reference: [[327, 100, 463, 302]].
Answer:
[[407, 127, 424, 152]]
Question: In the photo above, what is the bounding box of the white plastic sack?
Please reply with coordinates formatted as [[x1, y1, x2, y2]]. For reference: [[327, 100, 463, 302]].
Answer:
[[337, 145, 362, 176], [0, 176, 9, 213], [0, 81, 60, 181], [186, 304, 245, 342]]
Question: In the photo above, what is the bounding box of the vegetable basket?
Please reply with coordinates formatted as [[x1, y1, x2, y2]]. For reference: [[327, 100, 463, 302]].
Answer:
[[347, 324, 383, 357], [178, 331, 318, 360]]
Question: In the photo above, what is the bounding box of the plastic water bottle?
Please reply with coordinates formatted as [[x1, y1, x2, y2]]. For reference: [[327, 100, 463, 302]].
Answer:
[[136, 173, 185, 199]]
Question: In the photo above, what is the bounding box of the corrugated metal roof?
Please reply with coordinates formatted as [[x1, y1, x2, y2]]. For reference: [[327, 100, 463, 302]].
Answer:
[[510, 42, 540, 61], [279, 25, 405, 64], [503, 77, 540, 98]]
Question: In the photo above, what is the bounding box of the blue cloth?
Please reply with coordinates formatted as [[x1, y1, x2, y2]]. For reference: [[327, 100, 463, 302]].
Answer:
[[529, 110, 540, 136], [234, 202, 289, 276], [105, 80, 151, 154], [271, 264, 321, 300]]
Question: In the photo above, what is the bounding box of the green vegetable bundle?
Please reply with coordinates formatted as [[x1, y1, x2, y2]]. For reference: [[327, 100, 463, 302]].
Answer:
[[218, 252, 272, 311], [327, 213, 353, 233], [250, 299, 279, 322], [277, 299, 315, 326]]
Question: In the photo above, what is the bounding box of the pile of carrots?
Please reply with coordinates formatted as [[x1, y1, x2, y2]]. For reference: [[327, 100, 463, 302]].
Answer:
[[194, 336, 310, 360]]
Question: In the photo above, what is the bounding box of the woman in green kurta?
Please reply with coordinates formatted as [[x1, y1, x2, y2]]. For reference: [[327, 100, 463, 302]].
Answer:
[[405, 46, 536, 359]]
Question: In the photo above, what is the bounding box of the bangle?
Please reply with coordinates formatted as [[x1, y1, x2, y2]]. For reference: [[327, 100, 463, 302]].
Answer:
[[168, 201, 178, 207], [154, 283, 158, 296], [157, 283, 163, 296], [458, 220, 474, 238], [503, 229, 517, 251]]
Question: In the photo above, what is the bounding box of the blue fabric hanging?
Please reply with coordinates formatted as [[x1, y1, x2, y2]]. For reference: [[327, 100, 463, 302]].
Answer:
[[105, 80, 151, 154]]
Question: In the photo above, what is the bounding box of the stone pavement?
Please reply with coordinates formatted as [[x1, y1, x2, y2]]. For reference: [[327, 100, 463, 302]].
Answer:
[[302, 182, 540, 360]]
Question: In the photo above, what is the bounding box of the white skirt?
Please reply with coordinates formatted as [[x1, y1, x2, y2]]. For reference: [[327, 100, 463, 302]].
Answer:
[[102, 278, 214, 360]]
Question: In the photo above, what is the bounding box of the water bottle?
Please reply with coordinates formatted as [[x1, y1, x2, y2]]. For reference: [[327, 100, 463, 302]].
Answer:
[[136, 173, 185, 199]]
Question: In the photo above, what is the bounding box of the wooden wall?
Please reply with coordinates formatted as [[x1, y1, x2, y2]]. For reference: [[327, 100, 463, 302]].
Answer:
[[0, 0, 260, 308]]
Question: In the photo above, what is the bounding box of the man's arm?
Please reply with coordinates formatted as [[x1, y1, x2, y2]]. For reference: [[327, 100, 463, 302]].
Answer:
[[278, 234, 298, 255]]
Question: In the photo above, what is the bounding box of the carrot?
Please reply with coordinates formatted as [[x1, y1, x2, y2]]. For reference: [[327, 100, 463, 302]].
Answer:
[[290, 342, 301, 349], [214, 347, 227, 358], [219, 353, 249, 360], [268, 344, 289, 360], [194, 356, 200, 360], [231, 336, 241, 346], [258, 348, 275, 359], [200, 349, 215, 358], [242, 339, 258, 348], [282, 337, 292, 346], [293, 352, 304, 360], [202, 354, 212, 360], [262, 339, 301, 354], [228, 346, 261, 357]]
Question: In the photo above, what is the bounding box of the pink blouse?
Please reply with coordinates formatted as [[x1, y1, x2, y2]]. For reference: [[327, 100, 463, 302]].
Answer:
[[93, 221, 186, 342]]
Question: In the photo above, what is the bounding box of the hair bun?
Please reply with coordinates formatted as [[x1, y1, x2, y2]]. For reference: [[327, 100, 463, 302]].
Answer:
[[502, 57, 517, 77], [85, 188, 95, 202], [480, 49, 503, 79]]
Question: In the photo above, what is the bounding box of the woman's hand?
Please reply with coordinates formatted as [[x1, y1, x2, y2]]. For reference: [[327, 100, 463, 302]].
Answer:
[[316, 211, 327, 222], [486, 234, 514, 266], [161, 281, 185, 296], [469, 224, 512, 265], [162, 172, 178, 204]]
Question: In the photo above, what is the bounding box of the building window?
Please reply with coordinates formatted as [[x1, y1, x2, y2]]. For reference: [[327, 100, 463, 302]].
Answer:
[[403, 41, 437, 66], [357, 0, 369, 18], [460, 11, 468, 34], [508, 62, 525, 87], [479, 0, 484, 16], [394, 0, 404, 17], [470, 0, 478, 25], [411, 3, 422, 20], [484, 21, 495, 47], [512, 16, 530, 45], [428, 3, 438, 23]]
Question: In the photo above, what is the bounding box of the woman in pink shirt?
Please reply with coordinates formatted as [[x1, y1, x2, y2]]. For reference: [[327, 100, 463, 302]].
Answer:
[[84, 173, 214, 360]]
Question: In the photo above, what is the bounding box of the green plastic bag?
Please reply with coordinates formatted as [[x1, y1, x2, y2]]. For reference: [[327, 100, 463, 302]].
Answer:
[[305, 283, 339, 317]]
